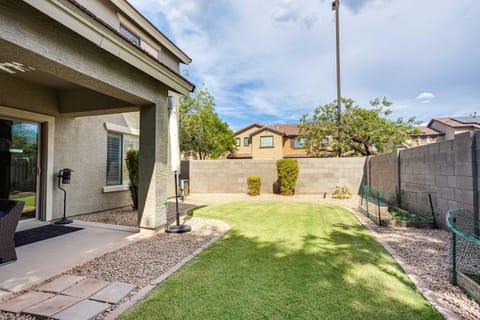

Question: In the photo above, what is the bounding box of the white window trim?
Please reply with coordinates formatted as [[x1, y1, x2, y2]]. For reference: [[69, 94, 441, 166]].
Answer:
[[103, 185, 129, 193], [104, 122, 139, 136]]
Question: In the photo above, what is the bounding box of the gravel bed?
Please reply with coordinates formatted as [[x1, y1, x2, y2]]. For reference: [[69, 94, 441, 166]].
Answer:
[[1, 206, 226, 320], [355, 211, 480, 320], [74, 202, 197, 227]]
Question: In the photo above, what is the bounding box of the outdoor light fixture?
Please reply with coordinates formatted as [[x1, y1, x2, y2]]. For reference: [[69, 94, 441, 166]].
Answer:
[[55, 168, 74, 225]]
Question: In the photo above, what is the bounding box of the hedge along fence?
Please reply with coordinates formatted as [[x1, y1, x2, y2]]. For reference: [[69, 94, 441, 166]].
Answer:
[[247, 176, 261, 196], [276, 159, 299, 195], [126, 150, 139, 209]]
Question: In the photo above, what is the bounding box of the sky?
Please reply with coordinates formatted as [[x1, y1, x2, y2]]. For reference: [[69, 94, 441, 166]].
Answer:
[[130, 0, 480, 131]]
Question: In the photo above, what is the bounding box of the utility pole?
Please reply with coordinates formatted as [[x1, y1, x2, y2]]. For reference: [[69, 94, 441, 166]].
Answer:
[[332, 0, 342, 157], [332, 0, 341, 123]]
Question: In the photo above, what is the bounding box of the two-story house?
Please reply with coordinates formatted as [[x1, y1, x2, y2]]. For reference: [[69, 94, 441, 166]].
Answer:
[[229, 123, 308, 159]]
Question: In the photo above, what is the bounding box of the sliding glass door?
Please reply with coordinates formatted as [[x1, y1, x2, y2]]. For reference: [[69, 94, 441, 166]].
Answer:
[[0, 118, 40, 220]]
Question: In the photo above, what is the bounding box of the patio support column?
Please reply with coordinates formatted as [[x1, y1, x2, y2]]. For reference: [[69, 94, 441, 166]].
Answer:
[[138, 100, 169, 229]]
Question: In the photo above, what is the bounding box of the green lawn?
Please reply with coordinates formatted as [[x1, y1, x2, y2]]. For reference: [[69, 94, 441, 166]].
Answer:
[[121, 202, 442, 320], [10, 193, 36, 210]]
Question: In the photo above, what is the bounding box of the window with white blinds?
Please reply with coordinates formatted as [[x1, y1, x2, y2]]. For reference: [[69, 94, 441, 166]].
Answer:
[[106, 132, 123, 186]]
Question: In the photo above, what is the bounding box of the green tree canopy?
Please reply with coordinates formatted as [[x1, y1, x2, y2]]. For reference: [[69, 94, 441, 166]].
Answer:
[[299, 97, 420, 157], [179, 85, 236, 159]]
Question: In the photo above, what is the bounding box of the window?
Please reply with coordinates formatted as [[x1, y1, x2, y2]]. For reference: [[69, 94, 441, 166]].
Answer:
[[106, 132, 139, 186], [107, 132, 122, 186], [244, 137, 250, 146], [260, 136, 274, 148], [292, 137, 306, 149], [120, 24, 140, 46]]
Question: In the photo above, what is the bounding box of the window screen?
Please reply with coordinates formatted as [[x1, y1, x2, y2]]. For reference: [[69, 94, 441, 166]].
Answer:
[[106, 132, 122, 185]]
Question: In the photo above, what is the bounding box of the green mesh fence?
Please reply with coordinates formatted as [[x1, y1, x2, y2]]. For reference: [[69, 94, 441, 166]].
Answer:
[[446, 208, 480, 285], [359, 184, 436, 227]]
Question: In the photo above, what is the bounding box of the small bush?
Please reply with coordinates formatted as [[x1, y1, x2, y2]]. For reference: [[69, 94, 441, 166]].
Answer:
[[126, 150, 139, 209], [332, 186, 352, 199], [247, 176, 261, 196], [276, 159, 299, 195]]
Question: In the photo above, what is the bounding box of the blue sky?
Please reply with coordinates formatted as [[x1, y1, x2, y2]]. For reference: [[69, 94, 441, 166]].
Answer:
[[130, 0, 480, 131]]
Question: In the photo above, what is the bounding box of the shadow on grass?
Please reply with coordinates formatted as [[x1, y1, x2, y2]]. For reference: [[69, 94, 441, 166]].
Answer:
[[123, 226, 441, 319]]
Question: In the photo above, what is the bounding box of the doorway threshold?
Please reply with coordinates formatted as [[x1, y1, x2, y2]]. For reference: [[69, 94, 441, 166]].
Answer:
[[16, 219, 48, 232]]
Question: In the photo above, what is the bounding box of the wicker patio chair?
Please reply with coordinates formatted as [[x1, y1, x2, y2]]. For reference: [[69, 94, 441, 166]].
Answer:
[[0, 200, 24, 265]]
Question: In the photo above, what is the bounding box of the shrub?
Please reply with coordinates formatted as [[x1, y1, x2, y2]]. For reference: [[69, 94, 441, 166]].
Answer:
[[126, 150, 139, 209], [247, 176, 261, 196], [332, 186, 352, 199], [276, 159, 299, 195]]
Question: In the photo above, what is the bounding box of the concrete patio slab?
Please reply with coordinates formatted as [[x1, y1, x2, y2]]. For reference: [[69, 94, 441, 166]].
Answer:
[[0, 224, 153, 293], [38, 275, 86, 293], [89, 281, 136, 304], [0, 291, 54, 313], [62, 279, 109, 299], [23, 295, 81, 318], [53, 299, 111, 320]]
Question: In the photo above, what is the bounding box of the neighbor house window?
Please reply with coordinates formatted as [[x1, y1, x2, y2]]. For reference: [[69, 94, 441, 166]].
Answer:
[[120, 24, 140, 46], [260, 136, 274, 148], [292, 137, 305, 149], [235, 137, 240, 147], [244, 137, 250, 146], [106, 132, 139, 186]]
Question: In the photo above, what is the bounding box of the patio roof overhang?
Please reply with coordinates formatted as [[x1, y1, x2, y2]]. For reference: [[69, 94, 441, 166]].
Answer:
[[0, 0, 194, 117]]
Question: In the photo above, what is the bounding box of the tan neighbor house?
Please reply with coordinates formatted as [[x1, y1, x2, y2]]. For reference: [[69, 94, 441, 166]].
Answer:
[[410, 114, 480, 146], [0, 0, 194, 230], [229, 123, 308, 159]]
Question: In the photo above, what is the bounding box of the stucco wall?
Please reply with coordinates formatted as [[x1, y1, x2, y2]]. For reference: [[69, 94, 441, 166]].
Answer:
[[283, 137, 307, 156], [189, 157, 366, 195], [53, 112, 139, 218], [251, 132, 284, 159]]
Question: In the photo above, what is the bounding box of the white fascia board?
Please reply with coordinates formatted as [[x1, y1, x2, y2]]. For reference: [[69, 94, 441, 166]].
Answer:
[[23, 0, 194, 95]]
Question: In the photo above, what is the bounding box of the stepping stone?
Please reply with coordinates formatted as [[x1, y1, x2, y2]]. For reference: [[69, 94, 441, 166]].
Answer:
[[53, 299, 110, 320], [38, 275, 86, 293], [90, 282, 136, 304], [62, 279, 109, 299], [0, 290, 12, 301], [23, 295, 81, 318], [0, 291, 54, 313]]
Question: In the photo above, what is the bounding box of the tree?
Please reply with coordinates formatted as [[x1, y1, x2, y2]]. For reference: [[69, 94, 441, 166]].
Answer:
[[299, 97, 420, 157], [179, 85, 236, 159]]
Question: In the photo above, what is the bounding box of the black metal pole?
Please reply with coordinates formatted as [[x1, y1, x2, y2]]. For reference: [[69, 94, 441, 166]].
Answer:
[[428, 193, 436, 228], [175, 171, 180, 226], [55, 170, 73, 225]]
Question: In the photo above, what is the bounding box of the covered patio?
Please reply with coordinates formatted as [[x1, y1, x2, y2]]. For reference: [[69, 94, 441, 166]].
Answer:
[[0, 0, 194, 230]]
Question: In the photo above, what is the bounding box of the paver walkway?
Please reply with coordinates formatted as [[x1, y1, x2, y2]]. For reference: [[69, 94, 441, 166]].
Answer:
[[0, 275, 136, 319]]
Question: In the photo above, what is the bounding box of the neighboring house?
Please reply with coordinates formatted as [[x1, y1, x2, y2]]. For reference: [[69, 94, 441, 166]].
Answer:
[[409, 126, 445, 146], [410, 114, 480, 146], [0, 0, 194, 229], [229, 123, 308, 159]]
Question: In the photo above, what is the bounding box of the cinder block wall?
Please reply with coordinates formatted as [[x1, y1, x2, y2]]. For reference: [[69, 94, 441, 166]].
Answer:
[[189, 157, 366, 195], [367, 132, 479, 229], [367, 151, 398, 202]]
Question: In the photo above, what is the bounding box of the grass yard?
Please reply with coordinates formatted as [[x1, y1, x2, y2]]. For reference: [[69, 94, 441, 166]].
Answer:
[[10, 193, 36, 211], [121, 202, 442, 320]]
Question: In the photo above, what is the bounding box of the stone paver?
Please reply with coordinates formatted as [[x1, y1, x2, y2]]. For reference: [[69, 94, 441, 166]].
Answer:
[[89, 282, 136, 304], [53, 299, 111, 320], [23, 295, 82, 318], [0, 290, 12, 301], [0, 291, 54, 313], [38, 275, 86, 293], [62, 278, 109, 299]]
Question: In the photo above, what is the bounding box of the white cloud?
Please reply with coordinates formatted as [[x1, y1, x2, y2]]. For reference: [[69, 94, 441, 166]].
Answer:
[[130, 0, 480, 128], [416, 92, 436, 104]]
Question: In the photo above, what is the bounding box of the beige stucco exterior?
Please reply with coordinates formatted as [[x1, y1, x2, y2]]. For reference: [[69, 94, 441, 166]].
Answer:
[[0, 0, 193, 229], [283, 137, 307, 157], [250, 129, 284, 159], [235, 125, 262, 155]]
